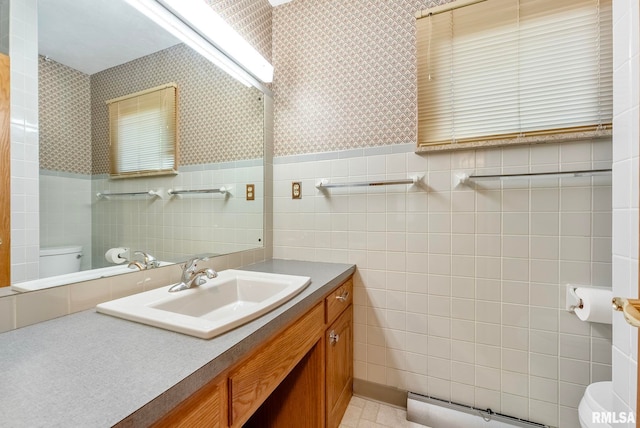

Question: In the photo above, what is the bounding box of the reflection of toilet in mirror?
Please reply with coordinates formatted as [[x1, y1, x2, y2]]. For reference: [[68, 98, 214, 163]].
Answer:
[[39, 245, 83, 277]]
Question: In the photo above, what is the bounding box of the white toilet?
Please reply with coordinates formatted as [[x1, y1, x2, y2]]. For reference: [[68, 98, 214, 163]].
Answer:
[[578, 381, 613, 427], [39, 245, 83, 277]]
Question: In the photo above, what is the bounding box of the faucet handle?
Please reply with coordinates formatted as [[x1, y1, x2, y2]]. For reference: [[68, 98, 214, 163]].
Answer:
[[183, 256, 210, 271], [134, 251, 160, 269], [192, 268, 218, 287], [201, 268, 217, 279]]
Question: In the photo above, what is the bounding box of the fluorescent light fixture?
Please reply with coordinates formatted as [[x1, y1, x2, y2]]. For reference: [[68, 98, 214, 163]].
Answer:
[[157, 0, 274, 83], [123, 0, 272, 87]]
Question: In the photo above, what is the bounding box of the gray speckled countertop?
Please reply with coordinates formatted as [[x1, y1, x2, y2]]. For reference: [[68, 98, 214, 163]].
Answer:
[[0, 260, 355, 428]]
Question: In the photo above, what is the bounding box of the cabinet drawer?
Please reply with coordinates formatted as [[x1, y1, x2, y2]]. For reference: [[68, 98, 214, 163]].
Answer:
[[229, 302, 324, 427], [325, 279, 352, 324]]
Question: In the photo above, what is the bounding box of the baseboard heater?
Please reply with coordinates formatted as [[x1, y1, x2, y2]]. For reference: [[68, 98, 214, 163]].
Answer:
[[407, 392, 550, 428]]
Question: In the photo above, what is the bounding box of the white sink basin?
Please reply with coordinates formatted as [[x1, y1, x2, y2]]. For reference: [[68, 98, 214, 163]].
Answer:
[[96, 270, 311, 339]]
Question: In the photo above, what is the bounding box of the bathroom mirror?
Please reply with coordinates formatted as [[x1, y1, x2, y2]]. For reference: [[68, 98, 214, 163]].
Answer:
[[7, 0, 266, 292]]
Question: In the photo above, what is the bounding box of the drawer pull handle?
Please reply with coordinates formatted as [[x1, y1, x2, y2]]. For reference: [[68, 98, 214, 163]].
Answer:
[[329, 330, 340, 345], [335, 290, 349, 302]]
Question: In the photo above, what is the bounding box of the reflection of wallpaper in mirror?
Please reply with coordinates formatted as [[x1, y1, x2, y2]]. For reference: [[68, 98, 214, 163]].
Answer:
[[38, 43, 264, 272], [206, 0, 272, 64], [39, 57, 91, 174], [91, 43, 263, 172], [39, 56, 93, 270]]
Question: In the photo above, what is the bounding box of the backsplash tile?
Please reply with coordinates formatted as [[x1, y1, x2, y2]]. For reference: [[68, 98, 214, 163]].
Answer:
[[15, 286, 68, 328], [0, 295, 15, 333]]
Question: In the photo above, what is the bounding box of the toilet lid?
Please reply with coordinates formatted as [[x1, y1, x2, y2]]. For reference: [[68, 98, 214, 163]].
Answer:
[[40, 245, 83, 256], [583, 381, 612, 414]]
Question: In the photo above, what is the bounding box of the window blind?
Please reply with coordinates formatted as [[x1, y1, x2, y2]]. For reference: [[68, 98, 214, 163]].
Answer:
[[108, 84, 178, 177], [416, 0, 612, 149]]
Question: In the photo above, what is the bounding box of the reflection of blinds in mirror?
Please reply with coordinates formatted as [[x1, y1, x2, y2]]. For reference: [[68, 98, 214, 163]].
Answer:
[[107, 83, 178, 177], [416, 0, 613, 148]]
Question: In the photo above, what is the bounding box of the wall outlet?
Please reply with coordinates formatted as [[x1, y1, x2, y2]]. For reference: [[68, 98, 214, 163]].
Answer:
[[292, 182, 302, 199], [246, 184, 255, 201]]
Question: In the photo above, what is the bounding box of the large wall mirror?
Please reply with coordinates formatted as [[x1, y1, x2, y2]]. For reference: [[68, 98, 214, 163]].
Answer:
[[4, 0, 266, 294]]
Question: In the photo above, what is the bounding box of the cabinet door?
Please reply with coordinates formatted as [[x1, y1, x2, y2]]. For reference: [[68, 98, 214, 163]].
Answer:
[[326, 307, 353, 428]]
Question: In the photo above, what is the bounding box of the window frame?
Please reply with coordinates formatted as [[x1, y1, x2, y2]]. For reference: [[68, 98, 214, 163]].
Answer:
[[107, 83, 179, 178], [415, 0, 612, 153]]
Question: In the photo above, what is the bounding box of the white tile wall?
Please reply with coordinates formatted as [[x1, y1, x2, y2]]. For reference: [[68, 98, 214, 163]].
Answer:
[[611, 0, 639, 425], [39, 172, 92, 271], [273, 139, 612, 427], [9, 0, 39, 283], [91, 162, 264, 267]]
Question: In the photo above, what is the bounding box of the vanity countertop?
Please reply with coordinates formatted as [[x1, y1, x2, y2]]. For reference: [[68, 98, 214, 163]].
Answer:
[[0, 259, 355, 427]]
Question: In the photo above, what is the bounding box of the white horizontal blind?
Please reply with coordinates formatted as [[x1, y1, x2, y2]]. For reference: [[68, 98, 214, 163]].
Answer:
[[108, 84, 177, 177], [417, 0, 612, 148]]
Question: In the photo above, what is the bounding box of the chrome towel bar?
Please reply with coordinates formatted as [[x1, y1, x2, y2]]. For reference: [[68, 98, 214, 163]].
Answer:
[[457, 168, 611, 185], [168, 187, 228, 195], [316, 176, 422, 189], [96, 190, 161, 199]]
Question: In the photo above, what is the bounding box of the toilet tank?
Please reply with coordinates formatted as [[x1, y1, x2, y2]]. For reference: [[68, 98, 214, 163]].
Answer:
[[39, 245, 83, 278]]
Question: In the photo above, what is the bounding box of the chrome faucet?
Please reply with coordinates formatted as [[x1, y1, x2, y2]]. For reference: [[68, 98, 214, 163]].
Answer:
[[168, 256, 217, 292], [127, 251, 160, 270]]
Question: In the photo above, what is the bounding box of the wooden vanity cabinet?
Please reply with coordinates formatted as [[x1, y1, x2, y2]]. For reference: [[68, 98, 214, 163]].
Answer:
[[152, 276, 353, 428], [229, 302, 324, 427]]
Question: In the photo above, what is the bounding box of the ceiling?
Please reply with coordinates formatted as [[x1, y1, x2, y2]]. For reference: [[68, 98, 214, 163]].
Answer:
[[38, 0, 180, 75]]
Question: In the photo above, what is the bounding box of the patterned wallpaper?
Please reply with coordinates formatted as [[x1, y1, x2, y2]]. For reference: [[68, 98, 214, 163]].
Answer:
[[271, 0, 454, 157], [90, 43, 264, 175], [39, 56, 91, 174], [206, 0, 273, 63]]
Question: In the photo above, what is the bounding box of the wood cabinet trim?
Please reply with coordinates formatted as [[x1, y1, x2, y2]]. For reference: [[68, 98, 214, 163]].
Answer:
[[0, 53, 9, 287], [152, 378, 226, 428]]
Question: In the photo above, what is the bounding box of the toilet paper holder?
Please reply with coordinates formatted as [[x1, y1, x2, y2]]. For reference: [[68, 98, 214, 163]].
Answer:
[[612, 296, 640, 328], [565, 285, 584, 311]]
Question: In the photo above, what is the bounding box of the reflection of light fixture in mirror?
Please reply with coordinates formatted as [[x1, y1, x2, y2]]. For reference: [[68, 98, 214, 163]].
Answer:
[[123, 0, 273, 87], [158, 0, 274, 84]]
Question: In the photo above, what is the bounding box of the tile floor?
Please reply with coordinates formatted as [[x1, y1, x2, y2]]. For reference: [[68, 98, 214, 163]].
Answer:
[[339, 396, 429, 428]]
